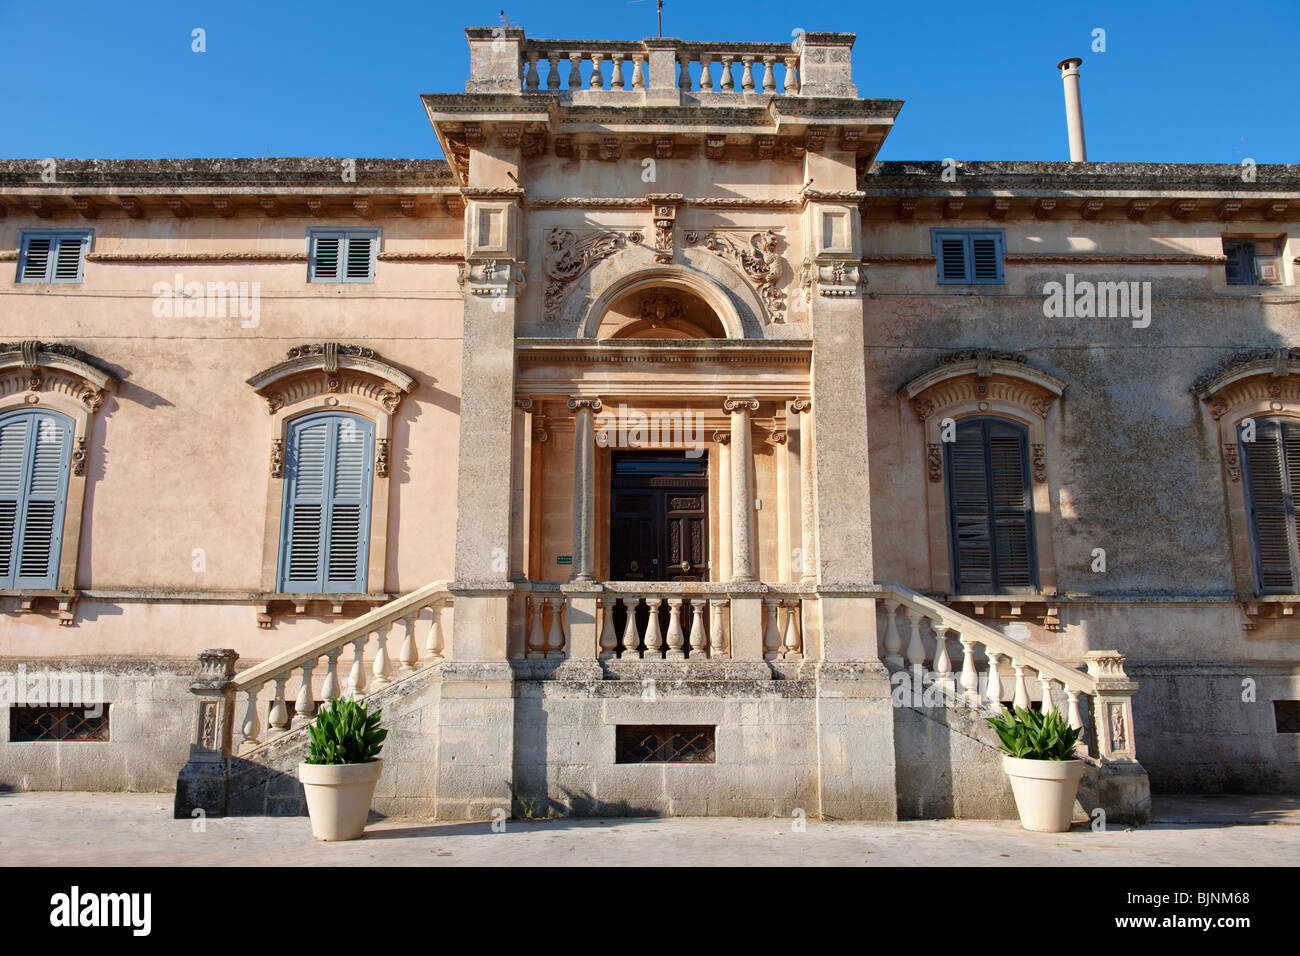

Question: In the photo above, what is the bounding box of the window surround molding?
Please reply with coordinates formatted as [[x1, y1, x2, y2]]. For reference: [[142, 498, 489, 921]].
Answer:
[[246, 342, 415, 625], [902, 350, 1065, 604], [0, 340, 117, 622], [1195, 347, 1300, 610]]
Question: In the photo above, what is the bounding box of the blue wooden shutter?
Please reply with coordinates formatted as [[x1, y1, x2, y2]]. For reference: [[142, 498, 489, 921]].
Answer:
[[309, 233, 344, 282], [19, 237, 53, 282], [343, 233, 375, 281], [279, 414, 373, 592], [946, 418, 1036, 592], [936, 234, 969, 282], [970, 234, 1003, 282], [1224, 241, 1256, 286], [1240, 418, 1300, 592], [0, 410, 72, 589], [18, 232, 88, 283]]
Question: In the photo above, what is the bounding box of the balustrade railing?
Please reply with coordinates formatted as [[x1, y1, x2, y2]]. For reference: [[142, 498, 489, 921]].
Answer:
[[517, 40, 801, 96], [232, 581, 452, 752]]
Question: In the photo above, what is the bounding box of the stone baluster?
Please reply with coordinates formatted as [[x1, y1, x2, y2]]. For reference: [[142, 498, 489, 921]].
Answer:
[[610, 54, 626, 90], [526, 597, 545, 658], [783, 55, 799, 93], [568, 52, 583, 91], [699, 54, 714, 91], [372, 625, 392, 687], [631, 55, 646, 90], [1038, 673, 1056, 714], [933, 627, 955, 697], [546, 597, 566, 659], [709, 599, 728, 658], [761, 55, 776, 93], [1066, 689, 1084, 733], [985, 653, 1003, 710], [424, 602, 444, 659], [268, 674, 289, 733], [348, 636, 367, 697], [688, 599, 707, 658], [740, 56, 756, 92], [643, 596, 664, 658], [665, 598, 686, 659], [762, 599, 781, 659], [677, 54, 691, 90], [525, 52, 540, 91], [591, 52, 606, 90], [621, 597, 642, 658], [292, 661, 316, 727], [320, 648, 342, 702], [398, 615, 418, 672], [904, 609, 926, 669], [959, 638, 980, 707], [720, 55, 735, 91], [883, 601, 903, 666], [1011, 659, 1031, 711], [546, 52, 561, 90], [598, 598, 618, 658], [240, 686, 262, 748], [783, 600, 801, 657]]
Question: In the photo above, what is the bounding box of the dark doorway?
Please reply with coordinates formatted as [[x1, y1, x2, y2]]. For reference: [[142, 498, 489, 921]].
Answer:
[[609, 451, 709, 582]]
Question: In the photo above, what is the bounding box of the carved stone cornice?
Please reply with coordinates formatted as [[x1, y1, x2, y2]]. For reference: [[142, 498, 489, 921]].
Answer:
[[1195, 347, 1300, 418], [85, 251, 308, 264], [247, 342, 415, 415], [0, 340, 117, 412], [902, 350, 1064, 419]]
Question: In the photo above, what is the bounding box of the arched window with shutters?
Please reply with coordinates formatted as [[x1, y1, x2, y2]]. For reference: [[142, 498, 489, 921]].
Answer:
[[0, 409, 74, 589], [278, 412, 374, 593], [902, 350, 1064, 597], [1238, 417, 1300, 593], [945, 417, 1037, 592]]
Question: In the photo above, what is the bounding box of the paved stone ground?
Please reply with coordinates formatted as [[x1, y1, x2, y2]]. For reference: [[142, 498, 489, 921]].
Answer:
[[1, 791, 1298, 866]]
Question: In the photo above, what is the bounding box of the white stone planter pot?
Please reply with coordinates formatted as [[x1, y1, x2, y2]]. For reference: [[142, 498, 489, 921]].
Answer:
[[299, 759, 383, 841], [1002, 756, 1084, 832]]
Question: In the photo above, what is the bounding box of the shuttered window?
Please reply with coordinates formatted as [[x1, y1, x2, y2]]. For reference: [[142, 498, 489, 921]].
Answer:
[[307, 229, 379, 283], [17, 230, 91, 284], [1224, 238, 1284, 287], [1239, 418, 1300, 593], [0, 410, 73, 589], [278, 413, 374, 593], [944, 418, 1036, 591], [931, 229, 1005, 285]]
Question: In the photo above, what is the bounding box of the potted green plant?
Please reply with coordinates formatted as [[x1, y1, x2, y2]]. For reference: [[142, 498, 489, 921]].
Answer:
[[985, 706, 1084, 832], [299, 697, 387, 841]]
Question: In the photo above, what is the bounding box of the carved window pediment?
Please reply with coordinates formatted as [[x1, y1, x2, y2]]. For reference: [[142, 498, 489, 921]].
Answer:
[[902, 350, 1064, 421], [0, 340, 117, 411], [246, 342, 415, 415], [1195, 347, 1300, 420]]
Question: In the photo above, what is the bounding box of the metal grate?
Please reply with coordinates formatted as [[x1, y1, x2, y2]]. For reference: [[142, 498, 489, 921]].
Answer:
[[1275, 700, 1300, 734], [9, 705, 109, 742], [616, 724, 715, 764]]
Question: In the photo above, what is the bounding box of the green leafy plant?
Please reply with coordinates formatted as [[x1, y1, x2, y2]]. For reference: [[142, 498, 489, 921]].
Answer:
[[985, 706, 1081, 760], [304, 698, 387, 765]]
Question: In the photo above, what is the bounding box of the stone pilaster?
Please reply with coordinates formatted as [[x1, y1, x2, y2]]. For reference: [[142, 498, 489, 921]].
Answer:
[[567, 397, 602, 583], [724, 397, 758, 583]]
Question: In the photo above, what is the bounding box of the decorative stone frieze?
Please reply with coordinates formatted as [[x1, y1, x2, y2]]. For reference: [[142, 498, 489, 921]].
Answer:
[[695, 230, 785, 322], [543, 228, 643, 320]]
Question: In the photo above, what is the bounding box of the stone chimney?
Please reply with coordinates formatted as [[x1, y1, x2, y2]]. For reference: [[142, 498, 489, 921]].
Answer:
[[1057, 57, 1087, 162]]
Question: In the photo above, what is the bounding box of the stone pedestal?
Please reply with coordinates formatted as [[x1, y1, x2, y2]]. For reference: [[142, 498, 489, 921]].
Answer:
[[174, 648, 238, 818]]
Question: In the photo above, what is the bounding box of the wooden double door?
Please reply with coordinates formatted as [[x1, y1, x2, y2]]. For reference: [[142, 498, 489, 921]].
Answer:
[[609, 452, 709, 582]]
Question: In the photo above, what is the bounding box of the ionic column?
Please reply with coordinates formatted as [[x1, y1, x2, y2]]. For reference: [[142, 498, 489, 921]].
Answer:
[[713, 432, 732, 581], [509, 398, 533, 582], [724, 397, 759, 582], [567, 397, 602, 583]]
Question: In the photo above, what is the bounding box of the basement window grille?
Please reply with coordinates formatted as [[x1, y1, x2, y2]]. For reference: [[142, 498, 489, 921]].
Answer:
[[1275, 701, 1300, 734], [616, 724, 715, 764], [9, 705, 109, 742]]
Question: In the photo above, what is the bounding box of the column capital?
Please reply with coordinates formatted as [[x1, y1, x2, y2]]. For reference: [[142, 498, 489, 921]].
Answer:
[[712, 431, 731, 444], [723, 396, 759, 413], [567, 396, 603, 412], [789, 397, 812, 413], [514, 397, 533, 411]]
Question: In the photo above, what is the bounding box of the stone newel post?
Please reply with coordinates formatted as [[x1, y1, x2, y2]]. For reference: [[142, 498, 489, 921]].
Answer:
[[173, 648, 238, 818], [1084, 650, 1152, 823]]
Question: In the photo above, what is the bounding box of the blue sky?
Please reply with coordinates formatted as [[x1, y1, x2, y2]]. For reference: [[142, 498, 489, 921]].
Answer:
[[2, 0, 1296, 164]]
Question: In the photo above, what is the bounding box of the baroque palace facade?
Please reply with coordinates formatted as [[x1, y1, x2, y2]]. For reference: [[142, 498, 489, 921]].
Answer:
[[0, 27, 1297, 820]]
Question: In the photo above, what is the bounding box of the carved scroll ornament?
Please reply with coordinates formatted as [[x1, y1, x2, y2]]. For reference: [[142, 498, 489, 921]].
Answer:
[[543, 228, 642, 320], [697, 230, 785, 323]]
